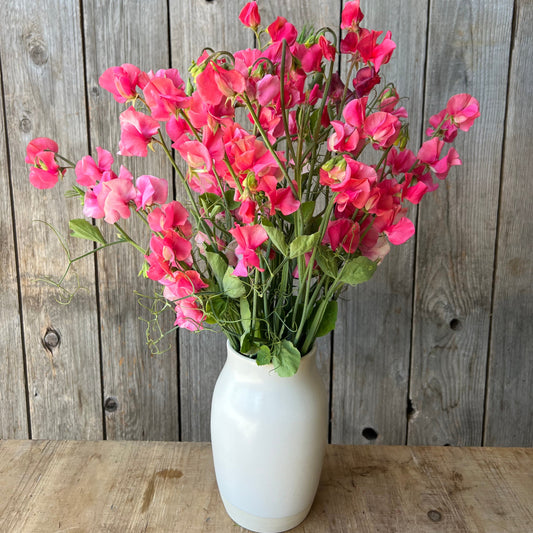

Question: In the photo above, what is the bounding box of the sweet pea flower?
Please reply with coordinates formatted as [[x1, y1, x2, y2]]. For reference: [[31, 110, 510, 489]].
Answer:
[[135, 175, 168, 210], [143, 71, 190, 121], [446, 94, 480, 132], [363, 111, 401, 149], [75, 147, 114, 187], [147, 201, 191, 235], [384, 216, 415, 245], [25, 137, 59, 165], [28, 150, 63, 189], [267, 16, 298, 46], [341, 0, 364, 32], [118, 107, 160, 157], [174, 297, 206, 331], [229, 224, 268, 277], [353, 67, 381, 98], [417, 138, 461, 179], [99, 63, 143, 103], [239, 2, 261, 30], [324, 218, 361, 254]]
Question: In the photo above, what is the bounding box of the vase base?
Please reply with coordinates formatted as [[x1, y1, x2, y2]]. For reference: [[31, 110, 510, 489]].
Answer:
[[221, 497, 312, 533]]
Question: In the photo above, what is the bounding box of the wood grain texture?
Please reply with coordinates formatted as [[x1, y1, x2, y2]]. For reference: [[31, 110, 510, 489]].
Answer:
[[332, 0, 428, 445], [1, 440, 532, 532], [484, 0, 533, 446], [170, 0, 251, 442], [1, 0, 102, 439], [82, 0, 180, 441], [408, 0, 514, 446], [0, 67, 28, 438]]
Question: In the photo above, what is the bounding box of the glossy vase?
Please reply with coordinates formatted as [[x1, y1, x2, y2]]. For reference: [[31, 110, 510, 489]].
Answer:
[[210, 341, 328, 533]]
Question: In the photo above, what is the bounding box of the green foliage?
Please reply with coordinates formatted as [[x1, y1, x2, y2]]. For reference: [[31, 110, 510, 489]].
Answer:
[[69, 219, 106, 245]]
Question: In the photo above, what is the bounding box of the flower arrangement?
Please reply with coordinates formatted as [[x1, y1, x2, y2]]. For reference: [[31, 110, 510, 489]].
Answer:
[[26, 1, 479, 377]]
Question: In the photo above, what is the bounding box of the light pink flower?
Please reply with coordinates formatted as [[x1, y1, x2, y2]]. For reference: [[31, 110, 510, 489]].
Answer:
[[135, 175, 168, 210], [229, 224, 268, 277], [118, 107, 160, 157]]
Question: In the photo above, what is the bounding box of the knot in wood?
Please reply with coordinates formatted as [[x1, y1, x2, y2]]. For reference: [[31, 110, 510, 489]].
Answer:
[[42, 327, 60, 350], [427, 509, 442, 522], [19, 116, 32, 133], [104, 396, 119, 413]]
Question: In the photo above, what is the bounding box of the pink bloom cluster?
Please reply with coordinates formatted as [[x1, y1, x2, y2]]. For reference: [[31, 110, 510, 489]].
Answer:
[[26, 0, 480, 341]]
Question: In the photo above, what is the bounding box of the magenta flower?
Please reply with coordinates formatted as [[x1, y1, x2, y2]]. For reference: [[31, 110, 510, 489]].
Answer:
[[341, 0, 364, 31], [267, 16, 298, 46], [239, 2, 261, 30], [324, 218, 361, 254], [147, 201, 191, 234], [229, 224, 268, 277], [143, 73, 189, 122], [118, 107, 160, 157], [363, 111, 401, 149]]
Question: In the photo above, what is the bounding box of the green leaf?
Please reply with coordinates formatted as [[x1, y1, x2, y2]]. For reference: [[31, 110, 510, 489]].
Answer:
[[289, 232, 320, 259], [69, 219, 106, 245], [315, 300, 338, 337], [316, 245, 338, 278], [205, 252, 227, 285], [240, 332, 258, 355], [223, 267, 247, 298], [273, 340, 301, 377], [256, 345, 272, 366], [262, 222, 289, 256], [224, 189, 240, 210], [339, 256, 377, 286], [300, 201, 316, 226], [204, 295, 228, 324], [240, 297, 251, 334]]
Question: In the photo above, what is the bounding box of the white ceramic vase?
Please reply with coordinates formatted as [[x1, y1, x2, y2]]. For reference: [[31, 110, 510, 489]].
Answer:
[[211, 341, 328, 533]]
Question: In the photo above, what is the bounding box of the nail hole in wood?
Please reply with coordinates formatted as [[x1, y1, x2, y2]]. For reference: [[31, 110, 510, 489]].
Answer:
[[42, 327, 60, 351], [449, 318, 462, 331], [362, 427, 378, 440], [427, 509, 442, 522], [406, 398, 415, 419], [104, 396, 119, 413]]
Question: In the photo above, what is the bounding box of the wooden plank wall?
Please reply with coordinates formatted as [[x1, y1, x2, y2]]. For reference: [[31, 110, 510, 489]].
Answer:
[[0, 0, 530, 446]]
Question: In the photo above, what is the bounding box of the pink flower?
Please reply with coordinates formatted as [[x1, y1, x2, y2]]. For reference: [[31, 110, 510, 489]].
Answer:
[[384, 216, 415, 245], [164, 270, 208, 302], [319, 36, 336, 62], [149, 230, 193, 271], [363, 112, 401, 149], [417, 138, 461, 179], [341, 0, 364, 31], [196, 63, 246, 106], [147, 201, 191, 234], [118, 107, 160, 157], [426, 109, 458, 143], [239, 2, 261, 30], [256, 74, 280, 106], [75, 147, 114, 187], [143, 73, 189, 121], [229, 224, 268, 277], [174, 297, 205, 331], [357, 29, 396, 72], [28, 150, 63, 189], [353, 67, 381, 98], [98, 63, 143, 103], [324, 218, 361, 254], [446, 94, 480, 132], [267, 16, 298, 46], [135, 175, 168, 210], [25, 137, 58, 164]]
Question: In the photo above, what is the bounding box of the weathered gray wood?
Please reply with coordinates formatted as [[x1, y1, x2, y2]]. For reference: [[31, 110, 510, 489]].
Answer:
[[332, 0, 428, 445], [170, 0, 252, 441], [83, 0, 179, 441], [484, 0, 533, 447], [1, 0, 102, 439], [408, 1, 513, 445], [0, 67, 28, 439]]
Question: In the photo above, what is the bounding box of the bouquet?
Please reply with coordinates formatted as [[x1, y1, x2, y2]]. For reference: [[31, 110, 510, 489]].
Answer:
[[25, 1, 480, 376]]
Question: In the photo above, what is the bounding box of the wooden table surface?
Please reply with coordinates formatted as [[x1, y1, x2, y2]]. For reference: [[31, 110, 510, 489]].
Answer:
[[0, 441, 531, 532]]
